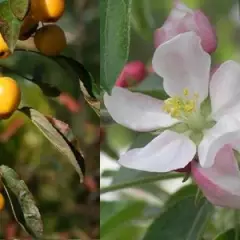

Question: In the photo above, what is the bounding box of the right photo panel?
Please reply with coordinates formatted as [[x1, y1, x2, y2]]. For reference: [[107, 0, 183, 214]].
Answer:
[[100, 0, 240, 239]]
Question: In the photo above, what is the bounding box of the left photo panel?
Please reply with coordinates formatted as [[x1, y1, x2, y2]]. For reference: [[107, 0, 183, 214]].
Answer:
[[0, 0, 100, 239]]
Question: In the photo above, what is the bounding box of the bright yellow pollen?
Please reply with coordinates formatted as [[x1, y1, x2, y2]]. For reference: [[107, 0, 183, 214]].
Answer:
[[163, 89, 198, 119]]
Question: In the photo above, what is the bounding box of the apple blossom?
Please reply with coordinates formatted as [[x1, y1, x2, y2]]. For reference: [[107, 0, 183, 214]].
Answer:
[[104, 32, 240, 173], [192, 145, 240, 209], [154, 0, 217, 53], [115, 61, 147, 88]]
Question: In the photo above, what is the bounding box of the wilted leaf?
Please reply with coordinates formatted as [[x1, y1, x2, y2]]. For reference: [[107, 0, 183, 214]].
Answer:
[[20, 107, 85, 182], [0, 1, 22, 51], [45, 116, 76, 143], [9, 0, 30, 20], [0, 165, 43, 238], [80, 81, 100, 116]]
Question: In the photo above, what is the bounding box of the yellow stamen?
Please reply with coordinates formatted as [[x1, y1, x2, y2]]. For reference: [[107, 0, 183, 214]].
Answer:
[[162, 88, 198, 119], [183, 88, 189, 96]]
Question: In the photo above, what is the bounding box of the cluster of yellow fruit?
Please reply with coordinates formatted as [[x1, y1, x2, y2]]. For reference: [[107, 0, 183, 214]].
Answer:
[[0, 0, 66, 58], [0, 0, 67, 120], [0, 192, 5, 211], [20, 0, 67, 56]]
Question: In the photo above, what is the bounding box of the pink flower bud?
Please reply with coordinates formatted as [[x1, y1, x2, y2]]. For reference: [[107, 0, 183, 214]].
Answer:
[[191, 145, 240, 209], [154, 1, 217, 53], [115, 61, 147, 88]]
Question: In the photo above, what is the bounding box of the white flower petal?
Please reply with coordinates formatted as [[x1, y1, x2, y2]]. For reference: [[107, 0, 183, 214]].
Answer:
[[192, 145, 240, 209], [118, 130, 196, 172], [104, 87, 179, 132], [152, 32, 211, 104], [165, 1, 191, 26], [210, 60, 240, 120], [198, 115, 240, 168]]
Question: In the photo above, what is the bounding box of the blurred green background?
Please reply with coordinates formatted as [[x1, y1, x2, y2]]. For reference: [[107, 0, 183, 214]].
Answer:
[[0, 0, 99, 239], [100, 0, 240, 239]]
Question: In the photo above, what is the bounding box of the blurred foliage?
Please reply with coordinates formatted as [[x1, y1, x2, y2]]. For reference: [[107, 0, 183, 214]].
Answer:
[[100, 0, 240, 239], [0, 0, 99, 239]]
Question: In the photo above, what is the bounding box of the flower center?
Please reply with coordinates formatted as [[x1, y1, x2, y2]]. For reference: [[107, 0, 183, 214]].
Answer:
[[163, 88, 199, 120], [162, 89, 216, 145]]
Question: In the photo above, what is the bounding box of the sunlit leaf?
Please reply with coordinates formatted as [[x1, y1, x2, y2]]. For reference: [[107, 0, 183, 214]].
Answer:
[[0, 1, 22, 51], [9, 0, 30, 20]]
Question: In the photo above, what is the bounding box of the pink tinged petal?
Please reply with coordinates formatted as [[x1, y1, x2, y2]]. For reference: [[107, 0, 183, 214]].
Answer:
[[210, 61, 240, 119], [118, 130, 196, 172], [178, 11, 217, 53], [152, 32, 211, 104], [192, 145, 240, 209], [168, 0, 193, 22], [198, 115, 240, 168], [154, 2, 217, 53], [192, 11, 217, 53], [104, 87, 179, 132], [115, 61, 147, 88], [154, 1, 192, 48]]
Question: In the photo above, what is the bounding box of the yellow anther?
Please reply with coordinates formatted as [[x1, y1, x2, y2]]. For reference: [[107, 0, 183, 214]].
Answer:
[[163, 89, 199, 119], [170, 109, 180, 118], [184, 103, 195, 112], [183, 88, 189, 96]]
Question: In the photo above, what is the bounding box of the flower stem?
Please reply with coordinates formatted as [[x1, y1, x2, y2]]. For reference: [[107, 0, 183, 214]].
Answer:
[[100, 173, 183, 194], [234, 210, 239, 240]]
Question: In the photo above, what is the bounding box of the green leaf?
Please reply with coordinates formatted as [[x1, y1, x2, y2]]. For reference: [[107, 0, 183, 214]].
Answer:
[[53, 56, 100, 115], [0, 1, 22, 51], [131, 0, 155, 40], [20, 107, 85, 182], [166, 184, 198, 207], [214, 228, 240, 240], [101, 0, 132, 93], [0, 50, 80, 98], [101, 223, 144, 240], [143, 196, 214, 240], [53, 56, 96, 99], [9, 0, 30, 20], [101, 201, 146, 237], [130, 73, 168, 100], [0, 165, 43, 239], [32, 64, 61, 97]]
